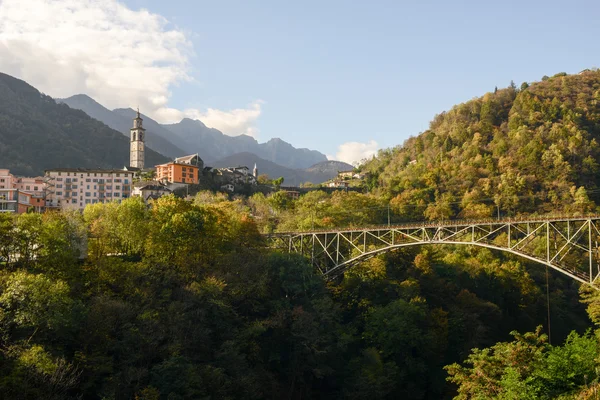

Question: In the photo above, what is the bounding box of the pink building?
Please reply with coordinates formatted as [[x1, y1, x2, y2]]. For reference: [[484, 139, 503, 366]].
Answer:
[[0, 169, 16, 190], [0, 169, 45, 213]]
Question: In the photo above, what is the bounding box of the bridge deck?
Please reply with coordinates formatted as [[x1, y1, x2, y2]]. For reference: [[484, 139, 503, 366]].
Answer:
[[267, 215, 600, 288]]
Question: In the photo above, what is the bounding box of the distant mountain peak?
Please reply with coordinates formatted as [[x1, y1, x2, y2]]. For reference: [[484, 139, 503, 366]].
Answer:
[[59, 93, 329, 169]]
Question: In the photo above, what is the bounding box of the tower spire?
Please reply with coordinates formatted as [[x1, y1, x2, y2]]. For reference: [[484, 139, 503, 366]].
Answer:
[[130, 107, 146, 169]]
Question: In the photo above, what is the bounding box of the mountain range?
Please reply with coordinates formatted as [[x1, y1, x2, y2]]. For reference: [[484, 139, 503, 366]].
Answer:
[[60, 94, 328, 169], [210, 153, 352, 186], [0, 73, 168, 176], [0, 72, 349, 183]]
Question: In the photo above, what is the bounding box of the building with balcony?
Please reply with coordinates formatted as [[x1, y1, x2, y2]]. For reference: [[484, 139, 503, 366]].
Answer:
[[0, 169, 44, 213], [0, 189, 32, 213], [156, 154, 202, 185], [44, 168, 135, 210]]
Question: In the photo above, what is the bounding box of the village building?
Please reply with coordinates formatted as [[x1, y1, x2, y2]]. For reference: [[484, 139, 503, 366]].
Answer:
[[337, 170, 354, 179], [132, 181, 172, 203], [44, 168, 135, 210], [0, 169, 45, 213], [215, 165, 258, 188], [156, 154, 203, 185], [0, 188, 32, 213], [327, 180, 349, 189]]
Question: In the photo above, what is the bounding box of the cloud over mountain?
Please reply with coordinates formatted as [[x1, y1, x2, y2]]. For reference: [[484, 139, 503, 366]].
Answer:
[[331, 140, 379, 165], [0, 0, 261, 136]]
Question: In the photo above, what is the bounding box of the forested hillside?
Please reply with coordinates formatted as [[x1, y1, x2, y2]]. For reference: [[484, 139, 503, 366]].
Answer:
[[3, 70, 600, 400], [360, 70, 600, 221], [1, 193, 592, 399], [0, 74, 168, 176]]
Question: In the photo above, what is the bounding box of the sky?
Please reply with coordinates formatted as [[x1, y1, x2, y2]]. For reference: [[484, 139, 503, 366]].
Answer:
[[1, 0, 599, 164]]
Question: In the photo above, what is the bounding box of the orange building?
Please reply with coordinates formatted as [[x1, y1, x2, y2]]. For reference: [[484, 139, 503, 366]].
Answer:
[[156, 154, 202, 185], [30, 195, 45, 213]]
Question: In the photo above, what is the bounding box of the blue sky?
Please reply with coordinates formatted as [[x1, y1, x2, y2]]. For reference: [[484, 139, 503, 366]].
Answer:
[[127, 0, 600, 159], [2, 0, 599, 163]]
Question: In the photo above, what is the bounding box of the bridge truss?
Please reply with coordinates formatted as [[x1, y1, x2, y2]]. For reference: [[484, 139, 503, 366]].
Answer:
[[268, 217, 600, 287]]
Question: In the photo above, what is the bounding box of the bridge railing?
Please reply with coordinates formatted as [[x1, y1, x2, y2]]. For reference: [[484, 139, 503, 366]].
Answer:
[[270, 213, 600, 236]]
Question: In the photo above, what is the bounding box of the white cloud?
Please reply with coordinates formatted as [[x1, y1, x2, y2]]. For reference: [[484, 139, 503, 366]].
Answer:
[[156, 101, 263, 137], [333, 140, 379, 165], [0, 0, 261, 136]]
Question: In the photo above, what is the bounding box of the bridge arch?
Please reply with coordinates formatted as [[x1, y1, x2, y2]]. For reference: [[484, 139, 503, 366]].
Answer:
[[268, 217, 600, 288]]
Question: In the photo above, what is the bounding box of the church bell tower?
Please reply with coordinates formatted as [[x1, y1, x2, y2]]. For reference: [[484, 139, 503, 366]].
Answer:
[[130, 108, 145, 169]]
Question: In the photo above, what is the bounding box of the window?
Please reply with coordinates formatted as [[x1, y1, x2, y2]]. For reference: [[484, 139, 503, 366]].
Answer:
[[0, 179, 3, 183], [116, 185, 120, 190], [87, 173, 90, 177], [85, 192, 90, 197], [116, 173, 120, 177], [85, 200, 90, 204], [87, 185, 90, 189], [93, 179, 97, 182], [58, 172, 62, 176], [72, 185, 78, 189], [94, 185, 97, 190], [34, 186, 38, 191], [57, 178, 63, 181], [99, 179, 104, 184], [66, 178, 71, 183], [73, 178, 78, 182], [106, 193, 112, 197], [86, 179, 91, 182], [124, 179, 129, 184], [56, 191, 62, 195], [71, 199, 76, 204], [56, 184, 63, 189], [106, 186, 112, 190]]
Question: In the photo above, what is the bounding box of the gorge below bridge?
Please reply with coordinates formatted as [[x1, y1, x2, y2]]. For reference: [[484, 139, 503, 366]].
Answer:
[[267, 216, 600, 288]]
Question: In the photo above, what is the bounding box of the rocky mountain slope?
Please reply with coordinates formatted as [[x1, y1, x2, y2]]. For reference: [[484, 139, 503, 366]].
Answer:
[[211, 152, 352, 185], [161, 118, 328, 168], [58, 95, 185, 158], [60, 94, 329, 169]]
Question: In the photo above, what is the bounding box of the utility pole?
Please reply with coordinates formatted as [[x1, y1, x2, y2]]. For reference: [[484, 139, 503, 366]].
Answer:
[[387, 204, 390, 226]]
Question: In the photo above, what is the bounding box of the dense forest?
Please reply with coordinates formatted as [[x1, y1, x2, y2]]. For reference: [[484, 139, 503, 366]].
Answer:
[[359, 70, 600, 221], [3, 70, 600, 399]]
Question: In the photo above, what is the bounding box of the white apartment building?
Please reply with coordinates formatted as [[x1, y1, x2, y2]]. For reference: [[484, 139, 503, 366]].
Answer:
[[45, 168, 134, 210]]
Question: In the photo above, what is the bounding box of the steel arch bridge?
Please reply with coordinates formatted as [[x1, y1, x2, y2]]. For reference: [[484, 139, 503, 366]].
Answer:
[[267, 216, 600, 287]]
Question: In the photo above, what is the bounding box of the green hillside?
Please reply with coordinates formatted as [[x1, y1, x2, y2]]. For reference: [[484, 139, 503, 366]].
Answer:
[[3, 71, 600, 400], [360, 70, 600, 220], [0, 73, 168, 176]]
